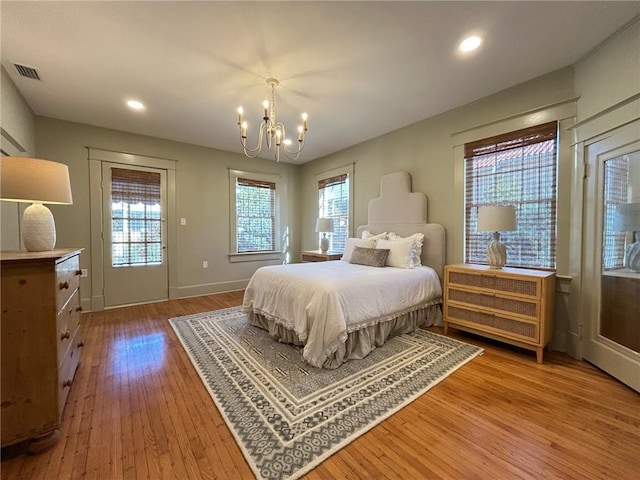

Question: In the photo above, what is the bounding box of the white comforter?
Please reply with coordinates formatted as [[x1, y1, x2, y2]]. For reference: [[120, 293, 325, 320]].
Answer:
[[242, 261, 442, 368]]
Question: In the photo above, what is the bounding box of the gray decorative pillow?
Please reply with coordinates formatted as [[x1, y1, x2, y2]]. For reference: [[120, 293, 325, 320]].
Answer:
[[349, 246, 390, 267]]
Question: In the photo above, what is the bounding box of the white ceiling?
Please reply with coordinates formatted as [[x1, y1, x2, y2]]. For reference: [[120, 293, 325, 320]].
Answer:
[[2, 1, 639, 164]]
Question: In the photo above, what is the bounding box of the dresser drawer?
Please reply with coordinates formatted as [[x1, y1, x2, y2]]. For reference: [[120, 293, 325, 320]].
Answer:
[[447, 287, 539, 320], [447, 270, 541, 300], [446, 304, 539, 343], [56, 254, 80, 313], [57, 290, 81, 367], [58, 328, 82, 418]]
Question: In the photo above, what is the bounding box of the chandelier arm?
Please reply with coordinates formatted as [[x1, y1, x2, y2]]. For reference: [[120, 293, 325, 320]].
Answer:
[[240, 122, 267, 157]]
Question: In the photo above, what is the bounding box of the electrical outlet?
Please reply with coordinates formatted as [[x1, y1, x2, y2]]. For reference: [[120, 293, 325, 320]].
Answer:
[[180, 217, 187, 226], [80, 269, 88, 277], [202, 261, 208, 268]]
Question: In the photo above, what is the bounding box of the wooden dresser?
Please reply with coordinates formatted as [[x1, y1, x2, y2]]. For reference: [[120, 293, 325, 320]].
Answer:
[[1, 248, 84, 452], [444, 263, 555, 363]]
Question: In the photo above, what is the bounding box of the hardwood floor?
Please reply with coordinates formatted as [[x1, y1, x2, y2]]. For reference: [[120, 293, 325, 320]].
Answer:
[[2, 292, 639, 479]]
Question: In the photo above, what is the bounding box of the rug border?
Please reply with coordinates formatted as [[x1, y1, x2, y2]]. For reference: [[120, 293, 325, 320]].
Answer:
[[169, 308, 483, 480]]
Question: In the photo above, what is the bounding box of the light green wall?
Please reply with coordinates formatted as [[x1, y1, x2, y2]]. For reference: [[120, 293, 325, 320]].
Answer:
[[34, 117, 300, 306], [299, 67, 576, 269], [1, 66, 35, 250], [575, 18, 640, 122], [1, 66, 35, 155]]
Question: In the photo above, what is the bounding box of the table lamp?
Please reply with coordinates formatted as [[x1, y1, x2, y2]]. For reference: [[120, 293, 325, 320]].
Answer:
[[1, 157, 73, 251], [611, 203, 640, 272], [315, 217, 334, 253], [477, 205, 517, 269]]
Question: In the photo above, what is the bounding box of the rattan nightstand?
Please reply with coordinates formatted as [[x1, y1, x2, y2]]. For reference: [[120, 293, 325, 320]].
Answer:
[[443, 263, 555, 363], [300, 250, 342, 262]]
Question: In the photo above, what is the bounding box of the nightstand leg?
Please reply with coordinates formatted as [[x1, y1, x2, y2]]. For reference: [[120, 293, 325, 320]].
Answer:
[[443, 322, 448, 335], [536, 347, 543, 364]]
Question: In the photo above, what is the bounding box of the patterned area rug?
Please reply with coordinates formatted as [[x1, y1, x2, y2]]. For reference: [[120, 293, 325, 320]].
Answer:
[[170, 307, 483, 480]]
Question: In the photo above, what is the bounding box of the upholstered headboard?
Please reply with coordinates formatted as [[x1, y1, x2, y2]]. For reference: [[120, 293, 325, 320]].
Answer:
[[356, 171, 446, 281]]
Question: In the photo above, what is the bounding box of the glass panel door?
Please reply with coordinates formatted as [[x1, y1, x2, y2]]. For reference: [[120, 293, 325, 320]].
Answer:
[[583, 123, 640, 392], [601, 152, 640, 353]]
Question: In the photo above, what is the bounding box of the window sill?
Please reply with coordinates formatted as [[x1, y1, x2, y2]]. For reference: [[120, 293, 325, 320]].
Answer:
[[228, 251, 283, 263]]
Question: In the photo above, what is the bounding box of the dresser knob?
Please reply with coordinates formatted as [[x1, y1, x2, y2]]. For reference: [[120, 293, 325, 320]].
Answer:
[[77, 341, 84, 348], [59, 281, 70, 290], [75, 269, 82, 276], [62, 379, 73, 388], [60, 330, 70, 340], [76, 306, 83, 312]]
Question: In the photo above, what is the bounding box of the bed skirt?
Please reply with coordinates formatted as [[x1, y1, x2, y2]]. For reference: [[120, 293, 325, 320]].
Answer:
[[247, 303, 443, 369]]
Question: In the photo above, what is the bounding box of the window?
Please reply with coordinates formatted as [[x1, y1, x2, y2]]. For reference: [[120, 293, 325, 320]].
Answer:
[[602, 155, 631, 270], [464, 121, 558, 269], [318, 173, 349, 252], [235, 177, 276, 253], [228, 169, 282, 262], [110, 168, 163, 267]]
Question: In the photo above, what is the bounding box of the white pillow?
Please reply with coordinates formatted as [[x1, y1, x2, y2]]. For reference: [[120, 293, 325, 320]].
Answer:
[[387, 232, 424, 266], [341, 238, 376, 262], [361, 230, 388, 241], [376, 238, 416, 268]]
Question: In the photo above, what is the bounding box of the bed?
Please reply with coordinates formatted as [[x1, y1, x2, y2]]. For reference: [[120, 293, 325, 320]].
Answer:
[[242, 171, 445, 368]]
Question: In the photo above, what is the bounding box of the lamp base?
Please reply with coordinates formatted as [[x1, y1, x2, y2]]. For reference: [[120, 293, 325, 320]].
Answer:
[[320, 235, 329, 254], [487, 231, 507, 269], [624, 239, 640, 272], [22, 202, 57, 251]]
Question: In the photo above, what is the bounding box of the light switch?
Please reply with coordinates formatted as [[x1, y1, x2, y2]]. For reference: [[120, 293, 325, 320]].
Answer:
[[180, 217, 187, 226]]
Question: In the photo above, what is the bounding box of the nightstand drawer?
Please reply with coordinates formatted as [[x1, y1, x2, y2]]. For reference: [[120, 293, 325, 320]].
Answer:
[[447, 287, 539, 320], [446, 305, 539, 343]]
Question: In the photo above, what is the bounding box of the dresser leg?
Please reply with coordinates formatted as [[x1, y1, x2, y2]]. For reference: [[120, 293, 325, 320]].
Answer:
[[27, 429, 60, 454], [536, 347, 543, 364], [443, 322, 448, 335]]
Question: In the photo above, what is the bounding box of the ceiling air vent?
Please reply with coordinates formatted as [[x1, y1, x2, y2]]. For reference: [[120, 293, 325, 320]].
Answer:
[[14, 63, 40, 80]]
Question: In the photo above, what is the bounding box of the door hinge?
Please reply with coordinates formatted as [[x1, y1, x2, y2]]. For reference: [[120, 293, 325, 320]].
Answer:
[[583, 163, 591, 179], [578, 323, 583, 339]]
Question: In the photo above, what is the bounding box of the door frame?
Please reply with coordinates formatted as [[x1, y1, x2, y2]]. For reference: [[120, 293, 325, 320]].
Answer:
[[88, 148, 178, 311], [581, 123, 640, 391]]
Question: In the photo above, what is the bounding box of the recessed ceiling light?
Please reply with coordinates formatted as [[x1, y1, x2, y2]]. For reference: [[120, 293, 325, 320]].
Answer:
[[126, 100, 145, 110], [460, 36, 482, 53]]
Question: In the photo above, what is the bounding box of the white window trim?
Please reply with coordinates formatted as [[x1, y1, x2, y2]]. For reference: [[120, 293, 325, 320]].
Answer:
[[228, 168, 283, 263]]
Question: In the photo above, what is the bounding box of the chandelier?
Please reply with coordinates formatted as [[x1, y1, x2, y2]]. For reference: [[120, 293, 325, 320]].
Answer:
[[236, 78, 308, 162]]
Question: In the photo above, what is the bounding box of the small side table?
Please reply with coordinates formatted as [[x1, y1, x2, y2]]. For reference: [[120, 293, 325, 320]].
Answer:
[[300, 250, 342, 262]]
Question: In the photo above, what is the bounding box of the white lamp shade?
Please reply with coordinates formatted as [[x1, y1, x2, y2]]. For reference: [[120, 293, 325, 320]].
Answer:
[[1, 157, 73, 251], [315, 217, 334, 233], [477, 206, 516, 232], [1, 157, 73, 204], [611, 203, 640, 231]]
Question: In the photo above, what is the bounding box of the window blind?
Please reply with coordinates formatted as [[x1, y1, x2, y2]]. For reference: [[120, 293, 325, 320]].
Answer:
[[318, 173, 349, 252], [111, 168, 162, 267], [602, 156, 630, 270], [236, 177, 276, 253], [464, 121, 558, 269]]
